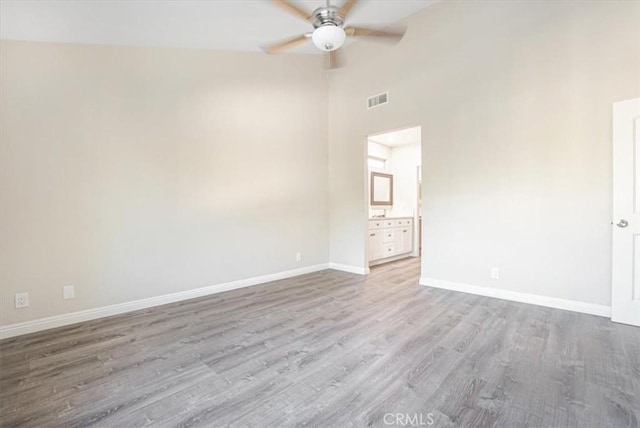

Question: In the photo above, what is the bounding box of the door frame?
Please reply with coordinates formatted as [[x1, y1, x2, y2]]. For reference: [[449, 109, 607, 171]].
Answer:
[[363, 125, 424, 268]]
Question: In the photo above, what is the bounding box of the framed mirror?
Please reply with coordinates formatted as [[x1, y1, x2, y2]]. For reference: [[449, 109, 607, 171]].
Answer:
[[371, 172, 393, 206]]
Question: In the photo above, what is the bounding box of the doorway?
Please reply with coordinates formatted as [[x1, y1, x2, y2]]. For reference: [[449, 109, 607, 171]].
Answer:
[[365, 126, 422, 267]]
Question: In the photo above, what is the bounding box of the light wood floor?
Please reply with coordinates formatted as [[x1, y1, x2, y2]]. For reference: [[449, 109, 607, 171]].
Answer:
[[1, 258, 639, 427]]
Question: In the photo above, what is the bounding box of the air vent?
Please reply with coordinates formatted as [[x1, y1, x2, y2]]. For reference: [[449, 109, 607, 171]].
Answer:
[[367, 92, 388, 109]]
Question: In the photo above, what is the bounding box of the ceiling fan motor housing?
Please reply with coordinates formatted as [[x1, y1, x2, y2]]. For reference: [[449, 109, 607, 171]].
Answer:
[[311, 6, 345, 29], [311, 6, 346, 51]]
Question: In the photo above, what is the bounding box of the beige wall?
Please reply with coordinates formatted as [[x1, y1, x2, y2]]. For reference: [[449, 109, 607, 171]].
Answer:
[[2, 0, 639, 328], [0, 41, 329, 325], [328, 1, 640, 305]]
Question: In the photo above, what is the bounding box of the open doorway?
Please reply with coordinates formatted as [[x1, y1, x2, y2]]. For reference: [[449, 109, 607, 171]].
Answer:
[[366, 126, 422, 267]]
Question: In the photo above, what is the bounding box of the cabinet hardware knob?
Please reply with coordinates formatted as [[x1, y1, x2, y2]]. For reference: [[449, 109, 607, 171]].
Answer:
[[370, 233, 375, 236]]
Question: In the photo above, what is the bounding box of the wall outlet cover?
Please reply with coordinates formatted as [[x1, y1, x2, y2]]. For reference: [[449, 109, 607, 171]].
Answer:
[[15, 292, 29, 309], [63, 286, 75, 300]]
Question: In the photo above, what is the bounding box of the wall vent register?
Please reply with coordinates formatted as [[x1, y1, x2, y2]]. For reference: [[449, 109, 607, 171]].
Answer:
[[367, 92, 389, 109]]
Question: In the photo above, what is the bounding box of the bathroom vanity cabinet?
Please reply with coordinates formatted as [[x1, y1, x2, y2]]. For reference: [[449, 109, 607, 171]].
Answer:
[[368, 217, 413, 265]]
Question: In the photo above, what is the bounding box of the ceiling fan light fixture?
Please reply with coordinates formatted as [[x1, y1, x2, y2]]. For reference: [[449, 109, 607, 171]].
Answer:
[[311, 25, 346, 51]]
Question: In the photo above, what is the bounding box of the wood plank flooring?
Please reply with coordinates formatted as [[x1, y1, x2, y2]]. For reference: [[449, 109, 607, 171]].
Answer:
[[1, 258, 639, 427]]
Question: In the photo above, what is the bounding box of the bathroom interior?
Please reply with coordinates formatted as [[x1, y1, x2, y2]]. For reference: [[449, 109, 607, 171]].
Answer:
[[367, 126, 422, 266]]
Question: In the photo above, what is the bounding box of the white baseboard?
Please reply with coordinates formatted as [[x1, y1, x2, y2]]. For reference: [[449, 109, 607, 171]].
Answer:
[[368, 252, 413, 267], [0, 263, 330, 340], [329, 263, 369, 275], [420, 277, 611, 318]]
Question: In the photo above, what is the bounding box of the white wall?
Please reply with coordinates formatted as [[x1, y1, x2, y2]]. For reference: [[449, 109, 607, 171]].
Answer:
[[0, 41, 329, 326], [367, 141, 390, 161], [367, 141, 421, 218], [387, 143, 421, 218], [328, 0, 640, 306]]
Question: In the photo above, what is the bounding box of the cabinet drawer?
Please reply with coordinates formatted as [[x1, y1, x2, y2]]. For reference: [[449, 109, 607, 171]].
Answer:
[[369, 220, 384, 230], [396, 218, 413, 227], [382, 229, 395, 243], [383, 243, 395, 256]]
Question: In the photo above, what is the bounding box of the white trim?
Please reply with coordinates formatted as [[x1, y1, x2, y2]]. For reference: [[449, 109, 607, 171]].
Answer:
[[368, 253, 413, 267], [0, 263, 330, 340], [420, 277, 611, 318], [329, 263, 369, 275]]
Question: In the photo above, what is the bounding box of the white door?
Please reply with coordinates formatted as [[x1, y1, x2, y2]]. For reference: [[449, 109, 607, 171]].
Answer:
[[612, 98, 640, 326]]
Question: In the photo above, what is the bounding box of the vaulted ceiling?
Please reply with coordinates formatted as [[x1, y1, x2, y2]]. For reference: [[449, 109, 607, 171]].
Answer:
[[0, 0, 437, 54]]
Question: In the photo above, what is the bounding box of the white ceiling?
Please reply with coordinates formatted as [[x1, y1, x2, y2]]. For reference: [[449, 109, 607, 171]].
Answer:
[[0, 0, 437, 54], [369, 126, 421, 147]]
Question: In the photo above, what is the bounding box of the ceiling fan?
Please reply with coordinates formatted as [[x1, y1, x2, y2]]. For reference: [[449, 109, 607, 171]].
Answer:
[[263, 0, 406, 68]]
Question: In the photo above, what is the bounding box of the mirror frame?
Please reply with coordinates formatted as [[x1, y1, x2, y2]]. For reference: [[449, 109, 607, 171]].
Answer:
[[370, 172, 393, 206]]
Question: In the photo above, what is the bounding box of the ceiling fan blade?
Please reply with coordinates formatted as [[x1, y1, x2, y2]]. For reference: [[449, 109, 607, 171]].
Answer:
[[344, 26, 406, 43], [262, 33, 311, 54], [338, 0, 358, 20], [327, 50, 342, 69], [271, 0, 312, 22]]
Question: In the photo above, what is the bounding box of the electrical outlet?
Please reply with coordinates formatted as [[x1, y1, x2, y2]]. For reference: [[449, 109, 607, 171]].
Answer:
[[491, 268, 500, 280], [15, 292, 29, 309], [296, 252, 301, 262], [63, 286, 75, 300]]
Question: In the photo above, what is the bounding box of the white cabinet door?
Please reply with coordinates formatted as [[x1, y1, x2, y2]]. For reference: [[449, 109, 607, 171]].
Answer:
[[368, 230, 383, 261], [400, 227, 413, 254], [394, 227, 413, 254]]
